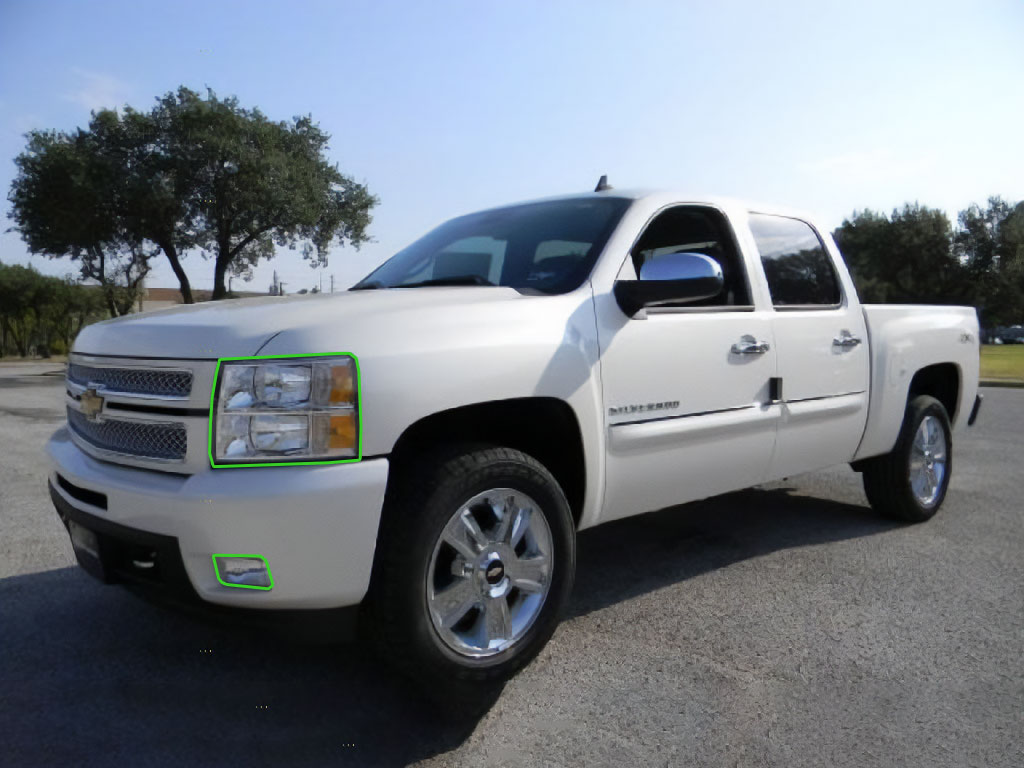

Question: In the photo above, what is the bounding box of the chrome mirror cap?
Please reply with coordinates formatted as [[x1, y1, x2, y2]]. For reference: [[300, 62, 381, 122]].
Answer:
[[639, 251, 723, 283], [614, 252, 725, 317]]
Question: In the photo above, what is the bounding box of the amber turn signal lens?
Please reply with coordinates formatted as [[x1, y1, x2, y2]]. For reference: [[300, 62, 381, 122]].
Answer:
[[329, 363, 355, 404], [328, 413, 357, 450]]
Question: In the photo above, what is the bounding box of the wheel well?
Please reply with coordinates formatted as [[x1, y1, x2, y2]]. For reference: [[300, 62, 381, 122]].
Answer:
[[387, 398, 586, 527], [908, 363, 960, 421]]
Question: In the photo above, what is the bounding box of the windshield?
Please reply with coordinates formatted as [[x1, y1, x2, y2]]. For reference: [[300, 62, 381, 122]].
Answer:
[[353, 197, 631, 293]]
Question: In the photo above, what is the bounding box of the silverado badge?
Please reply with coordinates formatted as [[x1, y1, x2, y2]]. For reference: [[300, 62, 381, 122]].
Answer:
[[608, 401, 680, 417]]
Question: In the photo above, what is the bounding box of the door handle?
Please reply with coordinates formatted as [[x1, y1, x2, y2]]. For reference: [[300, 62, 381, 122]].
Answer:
[[832, 331, 862, 348], [730, 335, 771, 355]]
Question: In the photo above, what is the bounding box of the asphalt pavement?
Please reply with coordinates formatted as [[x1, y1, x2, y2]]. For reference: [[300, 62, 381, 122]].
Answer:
[[1, 363, 1021, 767]]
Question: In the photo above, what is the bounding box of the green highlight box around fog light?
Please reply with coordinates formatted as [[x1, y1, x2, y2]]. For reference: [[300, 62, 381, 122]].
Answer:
[[208, 352, 363, 469], [212, 553, 274, 590]]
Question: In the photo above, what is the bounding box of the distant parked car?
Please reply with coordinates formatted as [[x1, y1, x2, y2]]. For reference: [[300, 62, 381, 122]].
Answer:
[[988, 326, 1024, 344]]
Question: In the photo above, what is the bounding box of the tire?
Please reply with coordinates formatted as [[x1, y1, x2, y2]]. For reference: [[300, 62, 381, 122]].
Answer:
[[363, 445, 576, 692], [862, 395, 953, 522]]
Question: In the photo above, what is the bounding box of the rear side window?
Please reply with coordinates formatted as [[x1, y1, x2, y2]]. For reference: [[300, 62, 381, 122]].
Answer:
[[749, 214, 842, 307]]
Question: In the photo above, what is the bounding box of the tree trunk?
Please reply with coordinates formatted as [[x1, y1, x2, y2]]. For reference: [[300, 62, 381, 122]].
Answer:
[[159, 239, 194, 303], [212, 226, 267, 300], [212, 257, 229, 300], [212, 233, 232, 300], [6, 319, 28, 357], [120, 247, 150, 314], [103, 287, 120, 318], [116, 294, 136, 316], [87, 246, 120, 317]]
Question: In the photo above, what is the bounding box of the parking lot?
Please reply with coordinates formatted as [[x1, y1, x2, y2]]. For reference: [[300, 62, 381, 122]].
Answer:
[[1, 363, 1021, 767]]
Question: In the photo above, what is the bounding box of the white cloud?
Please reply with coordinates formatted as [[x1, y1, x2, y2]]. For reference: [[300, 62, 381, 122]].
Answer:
[[62, 68, 132, 113]]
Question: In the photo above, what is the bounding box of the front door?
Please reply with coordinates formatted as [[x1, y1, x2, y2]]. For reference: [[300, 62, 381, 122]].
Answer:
[[595, 205, 780, 523]]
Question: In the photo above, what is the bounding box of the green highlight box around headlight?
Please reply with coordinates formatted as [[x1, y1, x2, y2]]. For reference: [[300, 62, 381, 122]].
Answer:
[[208, 352, 363, 468], [212, 553, 274, 590]]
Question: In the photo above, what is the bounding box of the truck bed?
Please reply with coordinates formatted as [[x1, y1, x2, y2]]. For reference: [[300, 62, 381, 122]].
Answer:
[[856, 304, 980, 461]]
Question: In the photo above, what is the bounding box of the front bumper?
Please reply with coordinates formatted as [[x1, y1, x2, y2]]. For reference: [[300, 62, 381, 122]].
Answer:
[[47, 426, 389, 610]]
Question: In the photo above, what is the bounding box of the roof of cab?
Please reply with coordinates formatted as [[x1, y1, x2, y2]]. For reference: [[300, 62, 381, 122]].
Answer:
[[469, 187, 821, 225]]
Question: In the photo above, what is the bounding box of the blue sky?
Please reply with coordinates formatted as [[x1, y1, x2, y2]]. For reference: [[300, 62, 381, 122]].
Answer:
[[1, 0, 1022, 293]]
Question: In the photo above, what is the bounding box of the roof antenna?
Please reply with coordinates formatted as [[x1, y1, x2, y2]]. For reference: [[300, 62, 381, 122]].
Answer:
[[594, 174, 612, 192]]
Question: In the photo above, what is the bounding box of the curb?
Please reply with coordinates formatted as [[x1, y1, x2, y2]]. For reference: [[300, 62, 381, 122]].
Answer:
[[980, 380, 1024, 389]]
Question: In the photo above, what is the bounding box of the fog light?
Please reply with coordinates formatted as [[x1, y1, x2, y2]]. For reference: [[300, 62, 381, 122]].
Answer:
[[212, 554, 274, 590]]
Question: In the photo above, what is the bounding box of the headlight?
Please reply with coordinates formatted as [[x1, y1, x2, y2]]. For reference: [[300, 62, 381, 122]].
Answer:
[[210, 354, 360, 467]]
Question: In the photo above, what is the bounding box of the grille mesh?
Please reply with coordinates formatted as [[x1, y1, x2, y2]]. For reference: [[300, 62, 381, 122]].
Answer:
[[68, 364, 193, 398], [68, 407, 187, 460]]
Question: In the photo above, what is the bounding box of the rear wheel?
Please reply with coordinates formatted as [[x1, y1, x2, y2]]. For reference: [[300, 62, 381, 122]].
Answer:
[[862, 395, 952, 522], [364, 446, 575, 691]]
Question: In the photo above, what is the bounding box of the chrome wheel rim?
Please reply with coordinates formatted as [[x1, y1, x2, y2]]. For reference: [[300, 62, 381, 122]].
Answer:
[[909, 415, 947, 507], [426, 488, 553, 658]]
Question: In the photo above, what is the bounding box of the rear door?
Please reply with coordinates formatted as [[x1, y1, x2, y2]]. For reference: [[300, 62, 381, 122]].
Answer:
[[746, 213, 869, 480]]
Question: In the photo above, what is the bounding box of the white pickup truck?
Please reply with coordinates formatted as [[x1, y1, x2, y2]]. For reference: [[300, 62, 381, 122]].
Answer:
[[48, 186, 982, 689]]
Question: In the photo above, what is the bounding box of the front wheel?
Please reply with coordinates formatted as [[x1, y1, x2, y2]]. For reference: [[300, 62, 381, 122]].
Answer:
[[364, 446, 576, 691], [862, 395, 953, 522]]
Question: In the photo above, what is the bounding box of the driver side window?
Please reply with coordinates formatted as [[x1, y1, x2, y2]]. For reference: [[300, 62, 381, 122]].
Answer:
[[631, 206, 752, 308]]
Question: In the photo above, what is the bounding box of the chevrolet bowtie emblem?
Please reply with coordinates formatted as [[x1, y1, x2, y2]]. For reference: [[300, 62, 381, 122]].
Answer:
[[79, 388, 104, 421]]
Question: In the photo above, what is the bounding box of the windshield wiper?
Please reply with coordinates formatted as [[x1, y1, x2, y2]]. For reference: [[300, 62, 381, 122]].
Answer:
[[350, 280, 387, 290], [396, 275, 496, 288]]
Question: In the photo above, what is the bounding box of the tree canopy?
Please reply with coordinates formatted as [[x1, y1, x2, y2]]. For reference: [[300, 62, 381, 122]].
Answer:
[[7, 124, 152, 315], [834, 198, 1024, 326], [154, 88, 377, 299], [7, 87, 378, 303], [954, 198, 1024, 327], [0, 263, 107, 357]]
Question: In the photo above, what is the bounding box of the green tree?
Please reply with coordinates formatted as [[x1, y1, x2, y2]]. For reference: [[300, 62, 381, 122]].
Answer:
[[90, 107, 199, 303], [155, 87, 377, 299], [8, 126, 151, 315], [834, 204, 965, 304], [0, 263, 108, 357], [8, 87, 377, 305], [0, 263, 40, 356], [40, 276, 108, 353], [955, 197, 1024, 326], [831, 209, 890, 303]]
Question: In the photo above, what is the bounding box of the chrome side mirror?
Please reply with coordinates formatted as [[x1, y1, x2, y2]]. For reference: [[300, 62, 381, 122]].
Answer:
[[614, 252, 724, 316]]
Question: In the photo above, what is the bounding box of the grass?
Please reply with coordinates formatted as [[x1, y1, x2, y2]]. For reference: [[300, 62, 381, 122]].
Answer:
[[980, 345, 1024, 382]]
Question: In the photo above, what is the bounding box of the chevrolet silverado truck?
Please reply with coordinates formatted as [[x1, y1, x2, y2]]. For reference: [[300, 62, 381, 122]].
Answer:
[[48, 187, 983, 688]]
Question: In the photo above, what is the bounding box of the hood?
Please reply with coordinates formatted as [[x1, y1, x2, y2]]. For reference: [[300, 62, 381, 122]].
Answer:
[[72, 287, 534, 359]]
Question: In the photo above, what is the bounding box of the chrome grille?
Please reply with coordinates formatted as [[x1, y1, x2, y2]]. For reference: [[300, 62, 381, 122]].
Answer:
[[68, 364, 193, 398], [68, 407, 187, 461]]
